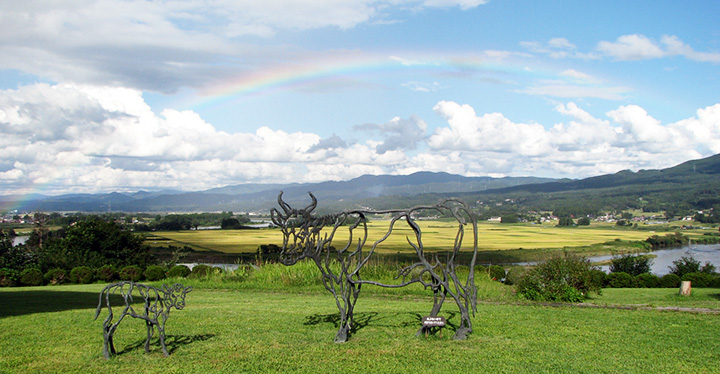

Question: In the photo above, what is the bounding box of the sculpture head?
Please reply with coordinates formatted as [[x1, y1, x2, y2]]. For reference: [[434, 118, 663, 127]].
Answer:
[[163, 283, 193, 310], [271, 192, 322, 265]]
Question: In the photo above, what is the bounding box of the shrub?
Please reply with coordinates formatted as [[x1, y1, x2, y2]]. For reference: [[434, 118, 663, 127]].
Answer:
[[20, 268, 44, 286], [503, 266, 527, 286], [659, 273, 681, 288], [488, 265, 506, 281], [609, 254, 651, 276], [143, 265, 167, 281], [44, 268, 68, 285], [709, 276, 720, 288], [606, 272, 634, 288], [0, 268, 19, 287], [119, 265, 143, 282], [668, 256, 701, 278], [634, 273, 660, 288], [589, 269, 607, 290], [96, 265, 118, 283], [190, 264, 212, 278], [681, 272, 714, 288], [515, 252, 601, 302], [168, 265, 191, 278], [70, 266, 95, 284]]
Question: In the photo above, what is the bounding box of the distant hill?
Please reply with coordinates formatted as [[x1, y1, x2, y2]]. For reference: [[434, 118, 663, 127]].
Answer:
[[0, 172, 555, 213], [2, 154, 719, 214]]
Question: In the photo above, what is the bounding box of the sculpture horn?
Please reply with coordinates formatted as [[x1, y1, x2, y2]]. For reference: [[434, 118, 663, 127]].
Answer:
[[277, 191, 292, 215], [305, 192, 317, 213]]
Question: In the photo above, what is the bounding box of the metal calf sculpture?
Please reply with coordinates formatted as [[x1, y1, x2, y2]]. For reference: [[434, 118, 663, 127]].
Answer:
[[271, 192, 478, 342], [94, 281, 192, 359]]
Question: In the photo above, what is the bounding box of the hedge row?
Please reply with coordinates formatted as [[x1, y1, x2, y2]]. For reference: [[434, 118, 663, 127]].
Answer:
[[0, 264, 222, 287], [604, 271, 720, 288]]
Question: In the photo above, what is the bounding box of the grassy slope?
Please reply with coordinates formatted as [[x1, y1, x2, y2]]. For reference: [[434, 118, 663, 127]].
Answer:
[[1, 282, 719, 373]]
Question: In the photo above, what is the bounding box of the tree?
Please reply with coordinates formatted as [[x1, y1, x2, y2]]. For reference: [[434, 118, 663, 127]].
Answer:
[[39, 217, 149, 270], [577, 217, 590, 226], [609, 254, 651, 276]]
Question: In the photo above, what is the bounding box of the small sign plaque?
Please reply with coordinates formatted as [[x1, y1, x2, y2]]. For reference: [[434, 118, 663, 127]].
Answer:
[[422, 316, 446, 327]]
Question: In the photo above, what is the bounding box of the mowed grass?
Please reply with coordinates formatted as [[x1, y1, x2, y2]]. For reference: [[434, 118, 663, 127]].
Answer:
[[146, 221, 660, 255], [1, 283, 719, 373]]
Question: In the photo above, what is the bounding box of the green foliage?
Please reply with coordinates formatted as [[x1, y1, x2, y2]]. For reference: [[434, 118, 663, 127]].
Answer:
[[95, 265, 117, 283], [38, 217, 149, 271], [0, 268, 19, 287], [681, 272, 715, 288], [0, 230, 32, 270], [190, 264, 213, 278], [557, 217, 574, 226], [634, 273, 660, 288], [646, 232, 687, 249], [168, 264, 191, 278], [609, 254, 651, 276], [589, 269, 607, 290], [500, 214, 518, 224], [659, 273, 681, 288], [515, 252, 601, 302], [503, 266, 526, 286], [667, 255, 715, 278], [44, 268, 67, 285], [69, 266, 95, 284], [19, 268, 43, 286], [577, 217, 590, 226], [488, 265, 506, 281], [143, 265, 167, 281], [606, 272, 634, 288], [118, 265, 143, 282]]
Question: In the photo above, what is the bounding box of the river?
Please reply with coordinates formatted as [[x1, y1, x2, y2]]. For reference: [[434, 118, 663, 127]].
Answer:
[[589, 243, 720, 276]]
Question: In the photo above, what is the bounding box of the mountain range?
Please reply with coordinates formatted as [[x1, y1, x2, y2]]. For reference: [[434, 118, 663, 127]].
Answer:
[[2, 153, 719, 214]]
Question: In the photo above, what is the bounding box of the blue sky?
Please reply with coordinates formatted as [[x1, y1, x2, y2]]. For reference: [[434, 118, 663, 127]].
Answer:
[[1, 1, 719, 196]]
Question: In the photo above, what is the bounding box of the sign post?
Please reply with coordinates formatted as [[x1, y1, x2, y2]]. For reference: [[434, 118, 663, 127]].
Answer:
[[422, 316, 446, 338]]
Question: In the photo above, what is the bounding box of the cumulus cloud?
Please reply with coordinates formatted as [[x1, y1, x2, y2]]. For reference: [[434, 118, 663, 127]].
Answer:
[[420, 100, 715, 178], [1, 83, 719, 196], [353, 115, 427, 154]]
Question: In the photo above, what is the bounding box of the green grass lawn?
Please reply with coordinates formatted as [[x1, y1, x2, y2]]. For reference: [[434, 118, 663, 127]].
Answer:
[[1, 283, 719, 373]]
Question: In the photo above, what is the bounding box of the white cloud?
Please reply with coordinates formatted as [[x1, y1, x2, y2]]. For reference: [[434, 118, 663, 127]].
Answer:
[[518, 83, 630, 100], [1, 83, 719, 196], [597, 34, 720, 63]]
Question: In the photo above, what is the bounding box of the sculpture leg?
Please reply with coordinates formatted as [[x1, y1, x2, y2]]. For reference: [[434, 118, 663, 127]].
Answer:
[[158, 327, 169, 357], [417, 288, 446, 336], [333, 279, 360, 343], [144, 321, 154, 353], [452, 296, 472, 340], [102, 325, 112, 360]]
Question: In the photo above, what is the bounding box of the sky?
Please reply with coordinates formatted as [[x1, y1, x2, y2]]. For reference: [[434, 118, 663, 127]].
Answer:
[[1, 1, 719, 197]]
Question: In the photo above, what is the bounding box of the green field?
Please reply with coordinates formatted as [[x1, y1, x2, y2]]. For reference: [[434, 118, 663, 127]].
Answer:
[[1, 281, 719, 373]]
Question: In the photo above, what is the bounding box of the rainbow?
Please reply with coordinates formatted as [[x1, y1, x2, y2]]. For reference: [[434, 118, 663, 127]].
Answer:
[[191, 52, 547, 110]]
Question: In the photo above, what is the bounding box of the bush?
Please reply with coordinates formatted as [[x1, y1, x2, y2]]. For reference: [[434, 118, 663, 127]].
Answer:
[[96, 265, 118, 282], [503, 266, 527, 286], [44, 268, 68, 285], [681, 272, 714, 288], [488, 265, 506, 281], [659, 273, 681, 288], [606, 272, 634, 288], [668, 256, 702, 278], [167, 265, 191, 278], [0, 268, 19, 287], [589, 269, 607, 290], [634, 273, 660, 288], [143, 265, 167, 281], [119, 265, 143, 282], [70, 266, 95, 284], [20, 268, 44, 286], [515, 252, 601, 302], [190, 264, 212, 278], [609, 254, 651, 276]]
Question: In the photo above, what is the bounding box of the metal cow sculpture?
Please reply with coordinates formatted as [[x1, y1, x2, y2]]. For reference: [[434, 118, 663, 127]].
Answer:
[[94, 281, 192, 359], [271, 192, 478, 342]]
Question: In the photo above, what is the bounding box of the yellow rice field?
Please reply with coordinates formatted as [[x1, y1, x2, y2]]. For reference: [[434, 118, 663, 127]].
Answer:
[[145, 220, 667, 254]]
